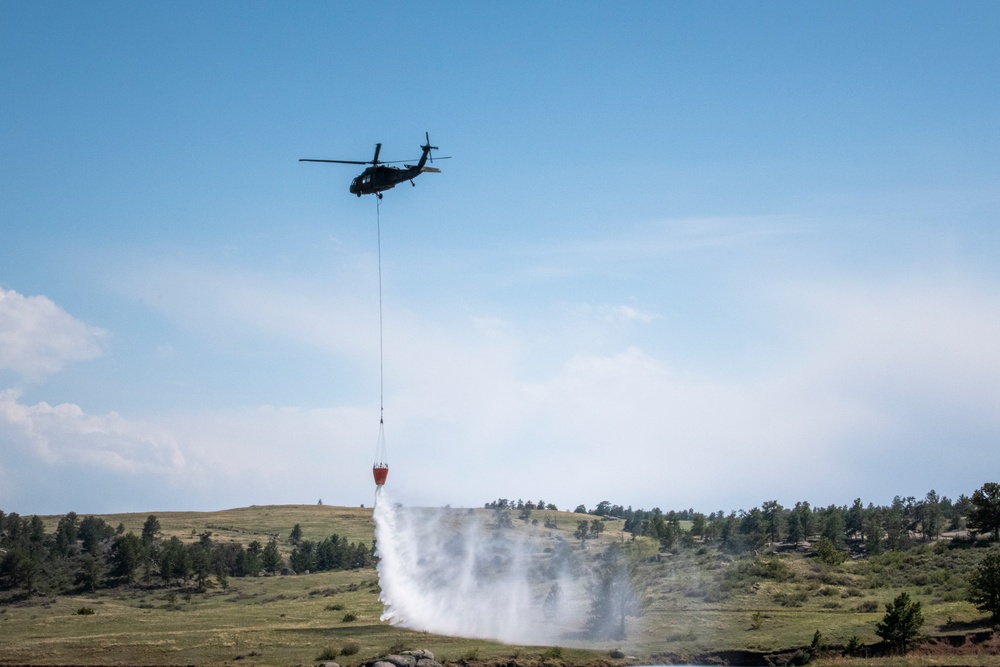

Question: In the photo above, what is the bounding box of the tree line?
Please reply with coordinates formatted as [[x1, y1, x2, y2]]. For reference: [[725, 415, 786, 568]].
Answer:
[[0, 512, 373, 596], [572, 482, 1000, 556]]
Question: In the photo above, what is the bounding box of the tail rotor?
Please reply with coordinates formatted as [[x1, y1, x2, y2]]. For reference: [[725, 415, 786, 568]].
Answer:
[[422, 131, 439, 163]]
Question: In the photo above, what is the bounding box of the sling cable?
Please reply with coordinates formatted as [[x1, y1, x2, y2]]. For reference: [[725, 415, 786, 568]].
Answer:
[[373, 196, 389, 487]]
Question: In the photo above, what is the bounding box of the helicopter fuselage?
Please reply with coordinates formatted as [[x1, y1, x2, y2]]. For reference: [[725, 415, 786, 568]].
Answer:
[[350, 165, 421, 197]]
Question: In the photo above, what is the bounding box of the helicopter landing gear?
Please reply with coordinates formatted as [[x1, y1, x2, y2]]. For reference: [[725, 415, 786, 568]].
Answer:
[[410, 181, 416, 187], [377, 192, 383, 200]]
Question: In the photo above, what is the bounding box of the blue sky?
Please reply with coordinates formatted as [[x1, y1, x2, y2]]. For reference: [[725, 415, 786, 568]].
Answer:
[[2, 2, 999, 515]]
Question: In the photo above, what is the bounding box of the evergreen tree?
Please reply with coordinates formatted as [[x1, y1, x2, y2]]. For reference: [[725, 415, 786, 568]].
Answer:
[[159, 536, 191, 582], [54, 512, 79, 556], [78, 516, 114, 555], [0, 544, 41, 593], [141, 515, 161, 545], [77, 554, 103, 592], [586, 545, 641, 640], [883, 497, 910, 551], [761, 501, 784, 544], [243, 540, 263, 577], [111, 532, 146, 582], [793, 502, 814, 539], [289, 540, 316, 573], [967, 551, 1000, 620], [690, 512, 707, 538], [875, 592, 924, 654], [820, 504, 846, 548], [786, 511, 804, 544], [862, 504, 884, 555], [968, 482, 1000, 540], [919, 490, 942, 540], [262, 537, 282, 573], [846, 498, 864, 540]]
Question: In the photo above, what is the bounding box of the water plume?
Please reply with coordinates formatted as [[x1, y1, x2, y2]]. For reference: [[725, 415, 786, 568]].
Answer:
[[374, 487, 595, 645]]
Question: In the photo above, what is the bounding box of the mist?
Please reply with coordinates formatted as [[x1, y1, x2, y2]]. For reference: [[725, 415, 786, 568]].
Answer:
[[374, 487, 609, 646]]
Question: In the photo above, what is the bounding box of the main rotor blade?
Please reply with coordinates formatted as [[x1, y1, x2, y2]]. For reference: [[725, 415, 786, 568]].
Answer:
[[299, 159, 370, 165]]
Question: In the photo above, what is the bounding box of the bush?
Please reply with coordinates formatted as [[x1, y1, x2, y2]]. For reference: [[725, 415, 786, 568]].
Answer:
[[340, 643, 360, 656], [341, 612, 356, 622], [316, 648, 338, 661], [815, 537, 847, 565], [76, 606, 95, 615], [774, 590, 809, 607]]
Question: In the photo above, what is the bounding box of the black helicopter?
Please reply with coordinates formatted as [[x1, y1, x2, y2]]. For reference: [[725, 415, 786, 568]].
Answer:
[[300, 132, 448, 198]]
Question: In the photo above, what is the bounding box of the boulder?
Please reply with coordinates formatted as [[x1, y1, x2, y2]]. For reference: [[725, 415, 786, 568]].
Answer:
[[383, 655, 417, 667], [403, 650, 434, 661], [416, 659, 443, 667]]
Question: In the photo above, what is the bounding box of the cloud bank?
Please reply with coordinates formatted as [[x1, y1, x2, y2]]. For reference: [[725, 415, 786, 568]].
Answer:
[[3, 264, 1000, 514]]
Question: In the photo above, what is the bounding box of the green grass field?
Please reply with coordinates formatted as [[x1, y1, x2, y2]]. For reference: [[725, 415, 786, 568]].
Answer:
[[3, 505, 999, 667]]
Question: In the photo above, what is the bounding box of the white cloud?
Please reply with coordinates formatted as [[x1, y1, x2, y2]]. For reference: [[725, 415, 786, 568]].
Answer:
[[0, 389, 186, 475], [0, 288, 107, 379], [0, 386, 381, 510]]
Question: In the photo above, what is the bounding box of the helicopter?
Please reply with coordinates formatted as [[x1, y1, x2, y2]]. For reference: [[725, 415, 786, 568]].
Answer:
[[300, 132, 449, 199]]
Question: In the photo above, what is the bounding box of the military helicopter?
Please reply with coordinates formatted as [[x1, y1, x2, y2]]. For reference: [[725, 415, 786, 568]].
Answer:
[[300, 132, 449, 199]]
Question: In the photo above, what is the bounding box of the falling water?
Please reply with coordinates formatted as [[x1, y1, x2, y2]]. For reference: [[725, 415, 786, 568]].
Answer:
[[373, 487, 593, 645]]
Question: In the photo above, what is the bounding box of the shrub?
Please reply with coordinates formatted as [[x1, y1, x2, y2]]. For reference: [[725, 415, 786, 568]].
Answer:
[[76, 606, 95, 615], [341, 612, 356, 622], [856, 599, 880, 613], [775, 590, 809, 607], [340, 643, 360, 656], [316, 648, 338, 661], [325, 603, 344, 611], [815, 537, 847, 565]]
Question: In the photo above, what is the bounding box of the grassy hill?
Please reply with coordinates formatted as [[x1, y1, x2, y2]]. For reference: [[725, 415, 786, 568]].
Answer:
[[3, 504, 1000, 667], [40, 504, 379, 548]]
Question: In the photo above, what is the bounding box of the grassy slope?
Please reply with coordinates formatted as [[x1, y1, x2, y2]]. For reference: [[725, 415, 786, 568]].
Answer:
[[50, 504, 378, 547], [3, 506, 999, 667]]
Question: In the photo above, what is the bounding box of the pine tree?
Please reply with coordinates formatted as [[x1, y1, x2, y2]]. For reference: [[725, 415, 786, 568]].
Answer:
[[875, 592, 924, 654], [968, 483, 1000, 540], [968, 551, 1000, 620]]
